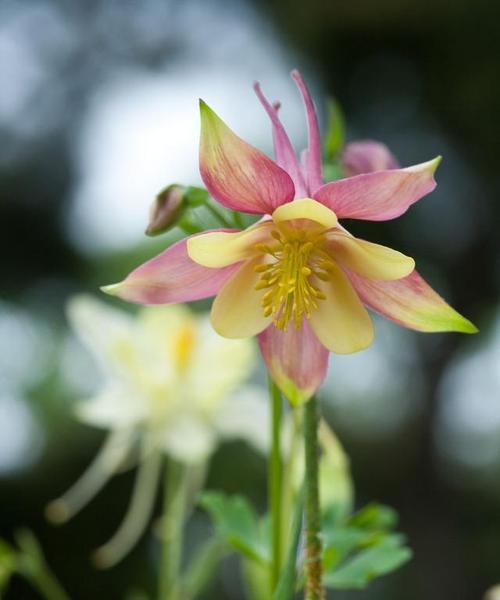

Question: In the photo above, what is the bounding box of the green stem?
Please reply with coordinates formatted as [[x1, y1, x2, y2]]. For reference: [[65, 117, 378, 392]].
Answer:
[[303, 395, 324, 600], [268, 378, 283, 593], [25, 568, 70, 600], [205, 202, 234, 228], [159, 458, 188, 600], [281, 407, 302, 553]]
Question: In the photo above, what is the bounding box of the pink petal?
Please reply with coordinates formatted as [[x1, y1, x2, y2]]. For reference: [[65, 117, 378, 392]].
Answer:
[[291, 70, 323, 194], [313, 157, 441, 221], [341, 140, 399, 177], [258, 319, 329, 405], [102, 235, 239, 305], [199, 100, 295, 215], [346, 268, 478, 333], [253, 82, 307, 197]]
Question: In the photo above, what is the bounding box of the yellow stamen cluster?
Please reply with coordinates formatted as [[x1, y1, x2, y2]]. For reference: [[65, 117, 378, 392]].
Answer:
[[254, 224, 335, 330]]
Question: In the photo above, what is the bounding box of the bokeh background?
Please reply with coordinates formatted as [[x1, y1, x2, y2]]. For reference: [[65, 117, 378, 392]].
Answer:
[[1, 0, 499, 598]]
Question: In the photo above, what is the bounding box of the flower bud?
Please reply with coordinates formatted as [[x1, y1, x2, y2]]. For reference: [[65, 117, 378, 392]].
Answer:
[[341, 140, 399, 177], [145, 185, 186, 236]]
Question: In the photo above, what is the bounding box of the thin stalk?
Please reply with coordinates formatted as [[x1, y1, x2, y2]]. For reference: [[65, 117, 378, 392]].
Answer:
[[303, 395, 324, 600], [26, 568, 70, 600], [281, 406, 302, 553], [268, 378, 283, 593], [159, 457, 188, 600]]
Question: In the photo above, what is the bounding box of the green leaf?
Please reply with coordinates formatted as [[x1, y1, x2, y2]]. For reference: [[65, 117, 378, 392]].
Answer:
[[324, 98, 345, 160], [322, 502, 412, 590], [199, 492, 269, 566], [0, 540, 16, 592], [348, 503, 398, 530], [273, 487, 304, 600], [324, 535, 412, 589]]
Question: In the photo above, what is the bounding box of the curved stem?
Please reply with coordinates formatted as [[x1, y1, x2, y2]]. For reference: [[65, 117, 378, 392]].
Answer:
[[268, 378, 283, 593], [303, 395, 324, 600]]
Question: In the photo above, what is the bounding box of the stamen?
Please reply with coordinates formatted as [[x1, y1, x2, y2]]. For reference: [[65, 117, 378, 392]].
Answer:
[[253, 224, 335, 330]]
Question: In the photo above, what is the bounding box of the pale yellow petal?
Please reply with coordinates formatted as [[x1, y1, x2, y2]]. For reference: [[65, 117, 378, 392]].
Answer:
[[309, 263, 374, 353], [211, 260, 272, 338], [328, 230, 415, 280], [272, 198, 337, 228], [187, 222, 272, 268]]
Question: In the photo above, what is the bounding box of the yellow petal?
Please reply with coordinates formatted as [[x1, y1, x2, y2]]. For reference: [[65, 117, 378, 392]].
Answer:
[[309, 263, 374, 353], [328, 231, 415, 280], [187, 222, 271, 268], [211, 259, 272, 338], [272, 198, 338, 228]]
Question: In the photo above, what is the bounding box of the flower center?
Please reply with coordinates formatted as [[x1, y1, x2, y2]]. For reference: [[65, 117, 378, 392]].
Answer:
[[172, 324, 196, 373], [254, 224, 335, 330]]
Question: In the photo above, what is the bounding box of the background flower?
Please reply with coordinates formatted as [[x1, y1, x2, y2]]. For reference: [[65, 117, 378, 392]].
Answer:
[[46, 296, 266, 567]]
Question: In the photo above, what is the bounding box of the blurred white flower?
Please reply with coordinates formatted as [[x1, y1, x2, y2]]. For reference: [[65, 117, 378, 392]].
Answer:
[[47, 295, 265, 566]]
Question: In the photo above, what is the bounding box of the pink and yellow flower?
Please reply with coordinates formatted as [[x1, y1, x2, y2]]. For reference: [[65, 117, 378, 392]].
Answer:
[[104, 71, 477, 404]]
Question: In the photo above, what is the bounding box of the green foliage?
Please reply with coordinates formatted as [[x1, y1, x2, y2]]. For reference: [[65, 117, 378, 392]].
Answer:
[[0, 530, 69, 600], [324, 98, 345, 161], [0, 539, 16, 593], [199, 492, 270, 566], [200, 492, 412, 597], [323, 503, 412, 590]]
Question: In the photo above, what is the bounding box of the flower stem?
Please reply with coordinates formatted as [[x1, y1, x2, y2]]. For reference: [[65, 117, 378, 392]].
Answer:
[[159, 457, 188, 600], [268, 378, 283, 593], [303, 395, 324, 600]]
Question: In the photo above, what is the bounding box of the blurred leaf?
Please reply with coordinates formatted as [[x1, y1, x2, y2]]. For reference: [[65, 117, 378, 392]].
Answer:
[[324, 98, 345, 160], [0, 540, 17, 592], [348, 503, 398, 530], [324, 535, 412, 589], [199, 492, 269, 566], [322, 163, 344, 182], [184, 186, 210, 207]]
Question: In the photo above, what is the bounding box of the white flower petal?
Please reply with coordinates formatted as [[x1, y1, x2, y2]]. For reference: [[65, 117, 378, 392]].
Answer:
[[213, 386, 269, 454], [162, 416, 216, 464]]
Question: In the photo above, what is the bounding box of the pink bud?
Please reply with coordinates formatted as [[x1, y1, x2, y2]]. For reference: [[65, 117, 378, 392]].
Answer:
[[341, 140, 399, 177], [145, 185, 186, 236]]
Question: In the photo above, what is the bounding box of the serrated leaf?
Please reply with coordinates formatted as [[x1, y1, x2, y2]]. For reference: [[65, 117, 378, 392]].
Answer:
[[199, 492, 269, 566], [324, 535, 412, 589]]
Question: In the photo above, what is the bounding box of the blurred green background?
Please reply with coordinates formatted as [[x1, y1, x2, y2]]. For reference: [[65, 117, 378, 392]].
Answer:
[[1, 0, 499, 598]]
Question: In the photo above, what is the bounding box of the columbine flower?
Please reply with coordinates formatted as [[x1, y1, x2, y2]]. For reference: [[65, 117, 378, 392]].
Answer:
[[47, 295, 264, 567], [104, 70, 477, 405]]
